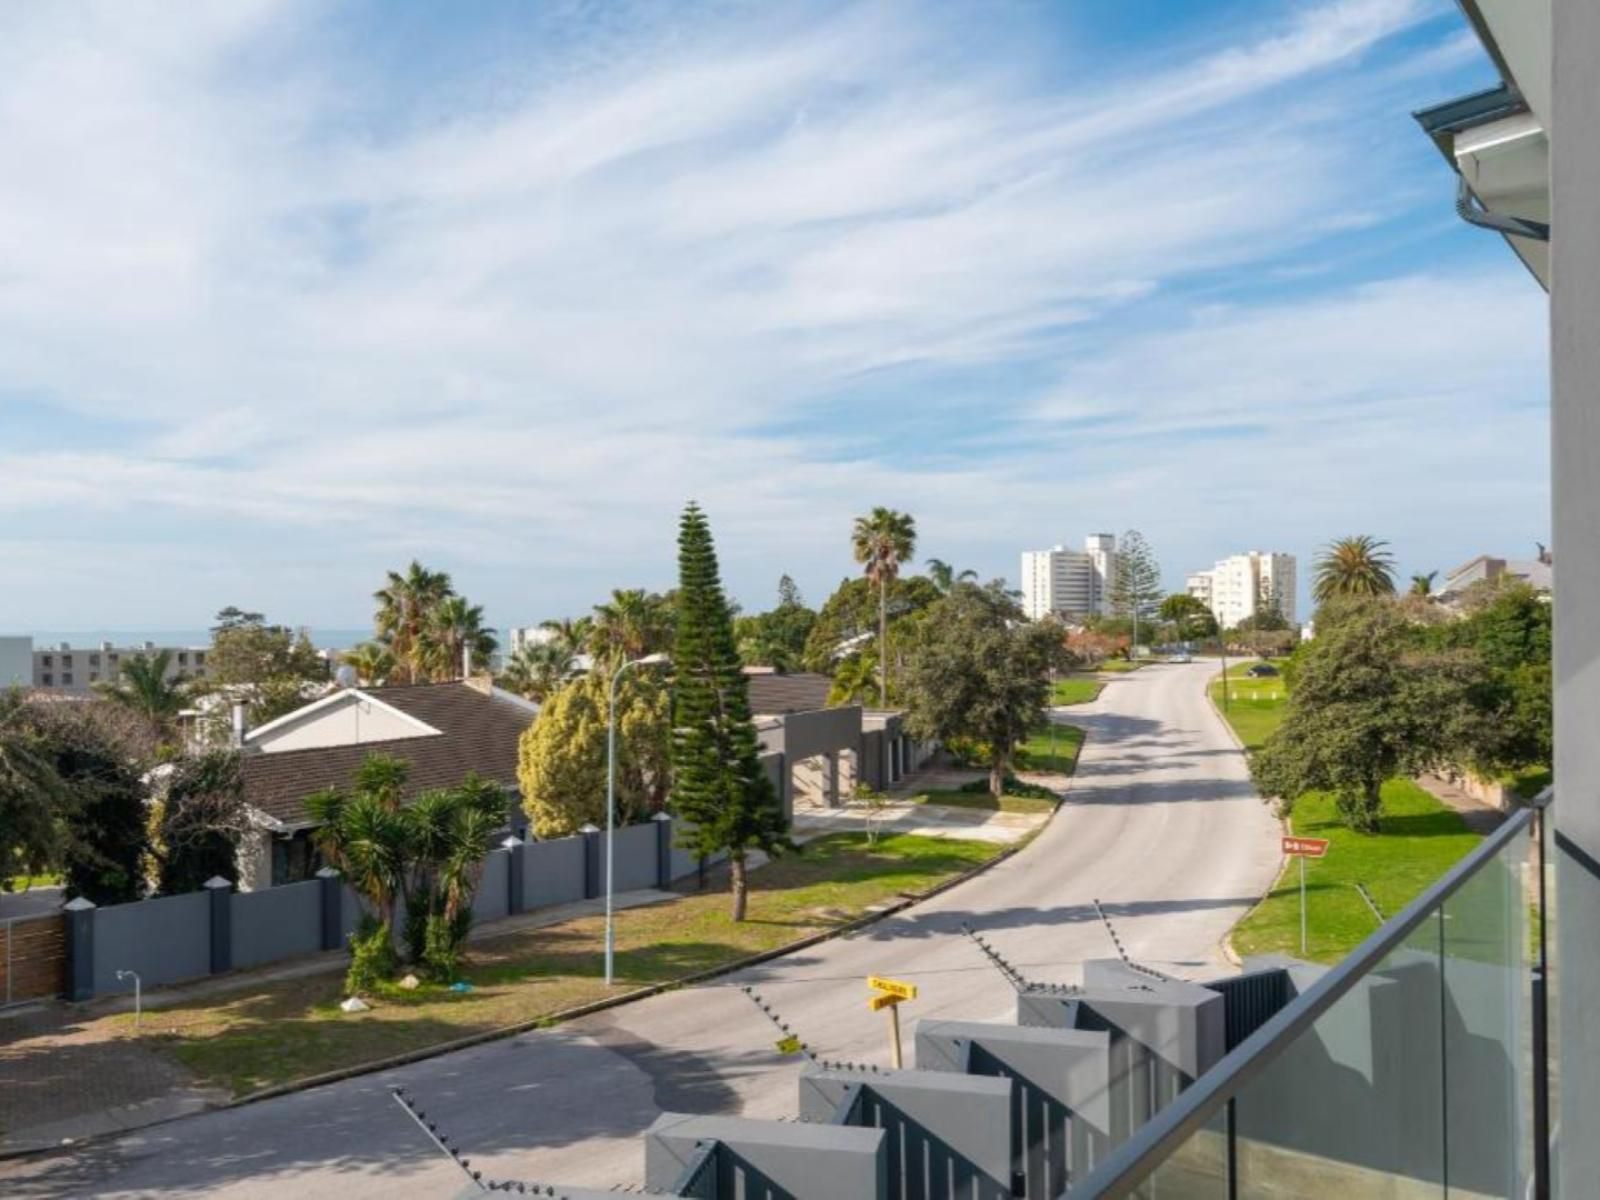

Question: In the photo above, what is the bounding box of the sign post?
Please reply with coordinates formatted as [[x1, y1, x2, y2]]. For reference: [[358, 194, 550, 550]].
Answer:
[[867, 975, 917, 1069], [1281, 836, 1330, 955]]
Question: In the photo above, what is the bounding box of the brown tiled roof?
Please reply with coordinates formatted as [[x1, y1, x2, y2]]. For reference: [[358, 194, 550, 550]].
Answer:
[[745, 671, 833, 715], [242, 683, 535, 827]]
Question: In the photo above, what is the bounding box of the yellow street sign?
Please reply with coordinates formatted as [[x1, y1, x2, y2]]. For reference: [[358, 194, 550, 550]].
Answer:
[[868, 993, 902, 1012], [867, 975, 917, 1002], [775, 1034, 802, 1055]]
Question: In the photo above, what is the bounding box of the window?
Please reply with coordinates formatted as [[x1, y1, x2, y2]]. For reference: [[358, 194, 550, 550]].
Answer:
[[89, 671, 99, 683], [177, 652, 188, 665], [41, 673, 52, 686], [195, 651, 206, 666], [41, 654, 52, 667], [61, 673, 73, 686], [89, 653, 100, 667], [61, 654, 72, 668]]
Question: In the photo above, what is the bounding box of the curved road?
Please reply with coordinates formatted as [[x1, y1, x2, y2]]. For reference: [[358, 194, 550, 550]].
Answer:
[[6, 661, 1279, 1198]]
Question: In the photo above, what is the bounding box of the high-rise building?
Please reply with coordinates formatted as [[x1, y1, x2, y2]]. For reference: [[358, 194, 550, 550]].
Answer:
[[1186, 552, 1297, 630], [1021, 534, 1118, 621]]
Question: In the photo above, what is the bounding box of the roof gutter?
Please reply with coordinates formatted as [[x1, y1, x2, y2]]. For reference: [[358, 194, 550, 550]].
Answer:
[[1455, 175, 1550, 241]]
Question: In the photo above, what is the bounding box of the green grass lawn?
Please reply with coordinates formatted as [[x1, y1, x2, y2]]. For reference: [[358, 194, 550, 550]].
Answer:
[[906, 789, 1057, 815], [1051, 677, 1105, 705], [1208, 661, 1292, 751], [1095, 658, 1142, 673], [1018, 721, 1086, 775], [1502, 765, 1552, 800], [1231, 780, 1484, 964], [1, 873, 62, 891], [89, 833, 1000, 1096]]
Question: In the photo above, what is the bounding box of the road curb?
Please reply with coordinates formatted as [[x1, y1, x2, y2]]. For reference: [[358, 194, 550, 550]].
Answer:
[[0, 825, 1040, 1162]]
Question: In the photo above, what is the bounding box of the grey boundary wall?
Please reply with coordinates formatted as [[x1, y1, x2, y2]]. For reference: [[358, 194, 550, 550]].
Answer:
[[73, 815, 708, 999]]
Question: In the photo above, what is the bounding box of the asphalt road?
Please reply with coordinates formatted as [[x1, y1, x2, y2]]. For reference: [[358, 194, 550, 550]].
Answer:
[[3, 660, 1281, 1198]]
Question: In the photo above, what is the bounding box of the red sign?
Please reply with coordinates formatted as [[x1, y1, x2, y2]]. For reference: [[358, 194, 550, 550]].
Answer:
[[1282, 836, 1330, 859]]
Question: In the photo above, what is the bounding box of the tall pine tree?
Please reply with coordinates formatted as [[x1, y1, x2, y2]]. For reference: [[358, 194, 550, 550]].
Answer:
[[671, 502, 794, 920]]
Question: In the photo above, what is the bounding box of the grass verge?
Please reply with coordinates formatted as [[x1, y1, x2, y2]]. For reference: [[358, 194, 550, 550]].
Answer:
[[1051, 677, 1104, 706], [1208, 661, 1291, 752], [906, 790, 1056, 815], [94, 833, 1001, 1096], [1230, 780, 1483, 964], [1095, 658, 1142, 674], [1017, 722, 1086, 775]]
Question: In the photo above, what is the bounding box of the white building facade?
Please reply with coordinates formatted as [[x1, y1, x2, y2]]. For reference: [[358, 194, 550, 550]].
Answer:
[[1021, 534, 1118, 621], [15, 637, 211, 692], [1186, 552, 1297, 630]]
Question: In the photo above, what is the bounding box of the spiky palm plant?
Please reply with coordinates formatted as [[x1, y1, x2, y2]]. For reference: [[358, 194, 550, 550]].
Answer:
[[95, 650, 188, 737]]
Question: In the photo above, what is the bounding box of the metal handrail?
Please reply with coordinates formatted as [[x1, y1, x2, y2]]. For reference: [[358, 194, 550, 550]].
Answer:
[[1069, 803, 1538, 1196]]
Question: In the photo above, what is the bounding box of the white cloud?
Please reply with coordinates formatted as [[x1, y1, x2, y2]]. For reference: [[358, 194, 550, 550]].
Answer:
[[0, 0, 1546, 627]]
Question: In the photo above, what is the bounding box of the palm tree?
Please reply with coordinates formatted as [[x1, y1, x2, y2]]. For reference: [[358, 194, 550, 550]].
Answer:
[[852, 508, 917, 707], [498, 641, 574, 702], [590, 589, 671, 665], [374, 561, 454, 684], [96, 650, 188, 737], [1409, 571, 1438, 597], [827, 652, 880, 707], [341, 642, 395, 687], [925, 557, 978, 594], [538, 615, 594, 658], [428, 595, 496, 680], [1313, 536, 1398, 604]]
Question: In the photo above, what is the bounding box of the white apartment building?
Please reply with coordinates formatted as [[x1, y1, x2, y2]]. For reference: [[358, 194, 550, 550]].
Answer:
[[1021, 534, 1118, 621], [25, 638, 210, 692], [1186, 552, 1297, 630]]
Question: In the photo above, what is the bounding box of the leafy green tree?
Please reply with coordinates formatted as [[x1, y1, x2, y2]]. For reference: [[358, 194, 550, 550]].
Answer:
[[155, 750, 247, 894], [852, 507, 918, 707], [0, 695, 70, 888], [901, 582, 1069, 797], [398, 773, 506, 979], [96, 649, 188, 741], [802, 575, 941, 676], [1312, 536, 1397, 604], [734, 576, 817, 670], [517, 669, 671, 836], [1158, 593, 1217, 641], [671, 503, 794, 921], [1251, 600, 1490, 831], [203, 609, 327, 728]]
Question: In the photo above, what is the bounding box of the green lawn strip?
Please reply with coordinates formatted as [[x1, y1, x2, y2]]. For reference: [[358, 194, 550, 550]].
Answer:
[[2, 873, 62, 890], [1051, 677, 1105, 705], [97, 833, 998, 1096], [1208, 664, 1291, 752], [1502, 765, 1551, 800], [904, 790, 1056, 815], [1017, 722, 1086, 775], [1095, 659, 1142, 673], [1231, 780, 1484, 964]]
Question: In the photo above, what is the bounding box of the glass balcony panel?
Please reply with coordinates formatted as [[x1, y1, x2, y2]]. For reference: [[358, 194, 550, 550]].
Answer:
[[1232, 910, 1445, 1198], [1125, 1104, 1229, 1199], [1442, 820, 1534, 1197]]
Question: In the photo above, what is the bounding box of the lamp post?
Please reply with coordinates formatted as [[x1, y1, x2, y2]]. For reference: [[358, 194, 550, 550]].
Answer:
[[606, 651, 670, 986]]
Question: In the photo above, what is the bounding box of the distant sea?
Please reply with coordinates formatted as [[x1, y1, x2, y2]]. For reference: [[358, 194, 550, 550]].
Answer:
[[25, 629, 373, 652]]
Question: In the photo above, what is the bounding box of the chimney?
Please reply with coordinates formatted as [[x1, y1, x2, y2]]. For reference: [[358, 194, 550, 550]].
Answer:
[[231, 701, 247, 748]]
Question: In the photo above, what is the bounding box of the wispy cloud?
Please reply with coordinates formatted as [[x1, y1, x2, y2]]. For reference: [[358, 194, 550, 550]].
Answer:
[[0, 0, 1542, 626]]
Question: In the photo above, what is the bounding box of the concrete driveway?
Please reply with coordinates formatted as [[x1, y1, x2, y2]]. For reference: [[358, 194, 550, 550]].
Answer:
[[0, 661, 1281, 1198]]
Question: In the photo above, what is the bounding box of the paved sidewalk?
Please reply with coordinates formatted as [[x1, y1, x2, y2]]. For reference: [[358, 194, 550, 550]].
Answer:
[[1415, 773, 1510, 836]]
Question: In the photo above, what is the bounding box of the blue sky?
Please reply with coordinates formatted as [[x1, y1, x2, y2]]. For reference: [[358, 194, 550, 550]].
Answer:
[[0, 0, 1549, 635]]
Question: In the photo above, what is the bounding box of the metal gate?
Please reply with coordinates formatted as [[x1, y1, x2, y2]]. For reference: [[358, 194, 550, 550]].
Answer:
[[0, 914, 66, 1007]]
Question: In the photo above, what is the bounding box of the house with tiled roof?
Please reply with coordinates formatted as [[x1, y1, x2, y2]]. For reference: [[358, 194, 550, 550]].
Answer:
[[236, 678, 538, 889]]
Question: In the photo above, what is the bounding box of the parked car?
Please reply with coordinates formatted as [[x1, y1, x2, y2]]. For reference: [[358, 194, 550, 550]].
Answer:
[[1244, 662, 1280, 677]]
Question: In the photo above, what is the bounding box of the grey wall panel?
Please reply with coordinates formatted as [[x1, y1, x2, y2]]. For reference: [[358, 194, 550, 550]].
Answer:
[[94, 891, 211, 995], [778, 706, 862, 761], [231, 880, 322, 970], [473, 849, 511, 924], [610, 824, 660, 894], [341, 884, 366, 940], [525, 836, 587, 909]]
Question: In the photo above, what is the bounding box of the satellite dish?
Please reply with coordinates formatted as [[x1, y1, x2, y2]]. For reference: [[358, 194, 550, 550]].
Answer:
[[335, 664, 359, 688]]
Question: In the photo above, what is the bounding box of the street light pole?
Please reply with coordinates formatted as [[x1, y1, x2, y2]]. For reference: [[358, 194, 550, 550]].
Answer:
[[606, 652, 670, 987]]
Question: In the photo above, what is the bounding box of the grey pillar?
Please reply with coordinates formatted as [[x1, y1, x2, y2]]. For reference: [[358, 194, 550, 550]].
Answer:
[[653, 811, 673, 887], [204, 876, 233, 975], [64, 897, 95, 1001], [1553, 5, 1599, 1189], [826, 751, 841, 807], [316, 866, 342, 951], [502, 836, 525, 915], [580, 824, 601, 900]]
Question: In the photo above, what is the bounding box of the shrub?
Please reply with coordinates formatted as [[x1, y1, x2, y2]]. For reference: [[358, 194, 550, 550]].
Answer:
[[422, 911, 465, 983], [345, 914, 398, 997], [957, 774, 1057, 800], [945, 736, 994, 768]]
